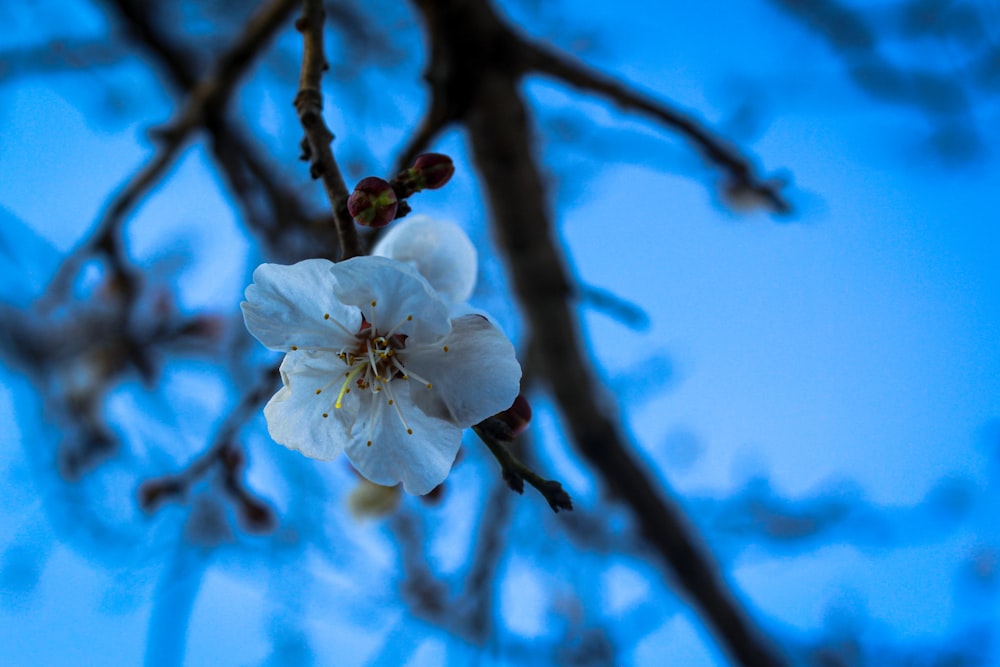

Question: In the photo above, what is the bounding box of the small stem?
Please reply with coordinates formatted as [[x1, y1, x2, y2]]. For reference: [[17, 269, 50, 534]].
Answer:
[[472, 421, 573, 513]]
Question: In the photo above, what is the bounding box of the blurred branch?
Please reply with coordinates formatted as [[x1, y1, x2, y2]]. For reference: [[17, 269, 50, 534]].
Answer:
[[106, 0, 336, 260], [294, 0, 361, 260], [578, 282, 650, 331], [0, 40, 128, 80], [396, 0, 789, 214], [139, 363, 281, 533], [522, 42, 791, 214], [409, 0, 789, 665], [42, 0, 300, 310]]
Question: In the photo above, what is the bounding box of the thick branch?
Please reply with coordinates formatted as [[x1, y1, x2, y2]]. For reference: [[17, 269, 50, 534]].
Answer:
[[409, 0, 790, 664], [293, 0, 360, 259], [466, 68, 787, 667]]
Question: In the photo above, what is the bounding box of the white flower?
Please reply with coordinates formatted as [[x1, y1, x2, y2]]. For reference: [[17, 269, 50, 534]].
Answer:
[[241, 255, 521, 494], [372, 215, 478, 304]]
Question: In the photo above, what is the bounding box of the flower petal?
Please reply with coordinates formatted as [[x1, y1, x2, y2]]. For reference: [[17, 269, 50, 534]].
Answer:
[[345, 381, 462, 495], [403, 315, 521, 426], [330, 255, 452, 342], [263, 351, 359, 460], [372, 216, 478, 304], [242, 259, 362, 352]]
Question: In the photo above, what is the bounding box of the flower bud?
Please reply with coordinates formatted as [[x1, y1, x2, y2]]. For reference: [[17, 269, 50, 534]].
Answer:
[[348, 478, 401, 518], [496, 394, 532, 438], [410, 153, 455, 190], [348, 176, 398, 228]]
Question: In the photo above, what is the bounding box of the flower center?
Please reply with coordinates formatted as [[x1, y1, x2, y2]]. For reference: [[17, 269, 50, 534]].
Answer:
[[316, 306, 434, 447]]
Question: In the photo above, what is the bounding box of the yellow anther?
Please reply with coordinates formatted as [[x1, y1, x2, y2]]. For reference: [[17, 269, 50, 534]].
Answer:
[[315, 389, 322, 395]]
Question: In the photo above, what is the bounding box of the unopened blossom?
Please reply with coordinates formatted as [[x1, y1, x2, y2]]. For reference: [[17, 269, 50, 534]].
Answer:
[[348, 177, 398, 228], [241, 256, 520, 494], [372, 215, 478, 304]]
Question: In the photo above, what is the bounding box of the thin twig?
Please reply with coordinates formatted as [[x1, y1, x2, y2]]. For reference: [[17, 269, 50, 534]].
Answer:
[[473, 421, 573, 513], [293, 0, 360, 260], [43, 0, 300, 310], [107, 0, 333, 260], [522, 42, 790, 214], [138, 363, 280, 532]]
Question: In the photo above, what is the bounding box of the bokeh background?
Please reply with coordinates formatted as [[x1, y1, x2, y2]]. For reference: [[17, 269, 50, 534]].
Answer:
[[2, 0, 999, 665]]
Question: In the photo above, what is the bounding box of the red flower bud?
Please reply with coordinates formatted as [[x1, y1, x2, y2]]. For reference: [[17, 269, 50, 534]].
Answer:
[[348, 176, 398, 228], [496, 394, 532, 438], [410, 153, 455, 190]]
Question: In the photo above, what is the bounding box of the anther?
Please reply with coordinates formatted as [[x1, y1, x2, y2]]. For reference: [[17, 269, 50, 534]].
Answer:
[[322, 413, 329, 418], [443, 345, 449, 352], [291, 345, 298, 351], [324, 313, 330, 320], [315, 389, 322, 395]]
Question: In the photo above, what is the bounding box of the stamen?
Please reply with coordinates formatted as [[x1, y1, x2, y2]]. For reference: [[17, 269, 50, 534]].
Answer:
[[443, 345, 449, 352], [323, 313, 356, 338], [367, 387, 383, 447], [382, 381, 414, 435], [384, 314, 413, 339], [392, 358, 432, 388], [290, 345, 298, 351], [366, 339, 379, 374]]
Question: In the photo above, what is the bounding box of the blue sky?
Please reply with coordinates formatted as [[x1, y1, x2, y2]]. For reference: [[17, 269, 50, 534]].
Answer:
[[1, 0, 999, 665]]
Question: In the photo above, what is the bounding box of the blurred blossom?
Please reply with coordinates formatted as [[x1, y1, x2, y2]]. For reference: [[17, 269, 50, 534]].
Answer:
[[372, 216, 478, 305]]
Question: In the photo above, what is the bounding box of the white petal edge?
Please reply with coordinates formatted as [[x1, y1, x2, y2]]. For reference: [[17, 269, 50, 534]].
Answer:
[[403, 314, 521, 426], [242, 258, 361, 351]]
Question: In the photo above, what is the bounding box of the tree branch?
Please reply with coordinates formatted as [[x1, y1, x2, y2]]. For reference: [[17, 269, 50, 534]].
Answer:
[[522, 42, 791, 214], [293, 0, 360, 260], [43, 0, 300, 310], [473, 420, 573, 513], [409, 0, 790, 664]]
